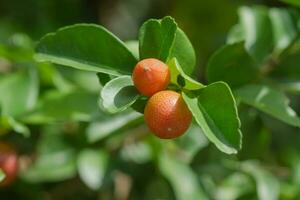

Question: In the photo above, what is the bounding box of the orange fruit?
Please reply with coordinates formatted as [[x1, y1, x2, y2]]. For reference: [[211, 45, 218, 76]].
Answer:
[[132, 58, 170, 97], [144, 90, 192, 139], [0, 142, 18, 187]]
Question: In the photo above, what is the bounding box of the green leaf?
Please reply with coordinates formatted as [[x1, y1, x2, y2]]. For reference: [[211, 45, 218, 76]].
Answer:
[[22, 128, 77, 182], [235, 84, 300, 127], [0, 169, 5, 182], [0, 68, 38, 117], [35, 24, 137, 76], [0, 116, 30, 137], [206, 42, 258, 87], [241, 161, 280, 200], [96, 72, 113, 87], [215, 172, 254, 200], [174, 122, 209, 163], [159, 152, 208, 200], [168, 58, 204, 90], [281, 0, 300, 7], [125, 40, 139, 60], [238, 6, 273, 63], [168, 28, 196, 75], [139, 16, 177, 62], [87, 111, 142, 143], [22, 90, 98, 124], [227, 24, 245, 44], [183, 82, 242, 154], [100, 76, 140, 113], [269, 8, 298, 56], [77, 149, 108, 190]]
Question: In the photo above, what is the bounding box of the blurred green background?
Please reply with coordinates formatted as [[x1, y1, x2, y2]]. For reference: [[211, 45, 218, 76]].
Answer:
[[1, 0, 300, 200]]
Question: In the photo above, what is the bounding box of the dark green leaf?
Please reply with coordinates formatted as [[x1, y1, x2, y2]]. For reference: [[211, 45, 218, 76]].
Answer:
[[238, 6, 273, 63], [77, 149, 108, 190], [100, 76, 140, 113], [206, 42, 258, 87], [35, 24, 137, 76], [139, 16, 177, 61], [0, 68, 38, 117], [281, 0, 300, 7], [97, 72, 113, 87], [168, 58, 204, 90], [235, 84, 300, 127], [183, 82, 242, 154]]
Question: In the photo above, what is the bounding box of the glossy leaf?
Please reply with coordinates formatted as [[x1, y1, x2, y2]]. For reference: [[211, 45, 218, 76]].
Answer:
[[139, 17, 196, 75], [100, 76, 140, 113], [168, 28, 196, 75], [183, 82, 242, 154], [139, 16, 177, 61], [238, 6, 273, 63], [0, 68, 38, 117], [168, 58, 203, 90], [77, 149, 108, 190], [235, 84, 300, 127], [227, 24, 245, 44], [206, 42, 258, 87], [35, 24, 137, 76], [269, 8, 298, 55], [159, 152, 208, 200]]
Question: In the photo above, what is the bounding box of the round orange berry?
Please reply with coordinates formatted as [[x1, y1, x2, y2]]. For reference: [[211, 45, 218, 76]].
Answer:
[[132, 58, 170, 97], [144, 90, 192, 139]]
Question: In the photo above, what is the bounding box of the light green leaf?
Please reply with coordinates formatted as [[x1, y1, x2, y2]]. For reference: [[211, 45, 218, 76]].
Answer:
[[0, 68, 38, 117], [159, 152, 208, 200], [174, 122, 209, 163], [227, 24, 245, 44], [215, 172, 254, 200], [241, 161, 280, 200], [206, 42, 258, 87], [22, 128, 77, 182], [0, 169, 5, 182], [139, 16, 177, 62], [77, 149, 108, 190], [125, 40, 139, 60], [100, 76, 140, 113], [183, 82, 242, 154], [235, 84, 300, 127], [238, 6, 273, 63], [0, 116, 30, 137], [22, 90, 98, 124], [87, 111, 142, 143], [269, 8, 298, 55], [35, 24, 137, 76], [168, 28, 196, 75], [168, 58, 204, 90]]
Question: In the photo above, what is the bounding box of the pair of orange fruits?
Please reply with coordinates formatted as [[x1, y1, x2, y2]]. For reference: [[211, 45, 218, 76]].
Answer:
[[132, 58, 192, 139]]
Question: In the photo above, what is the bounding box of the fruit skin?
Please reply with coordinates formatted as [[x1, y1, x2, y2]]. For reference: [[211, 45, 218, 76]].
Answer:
[[132, 58, 170, 97], [144, 90, 192, 139], [0, 142, 18, 187]]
